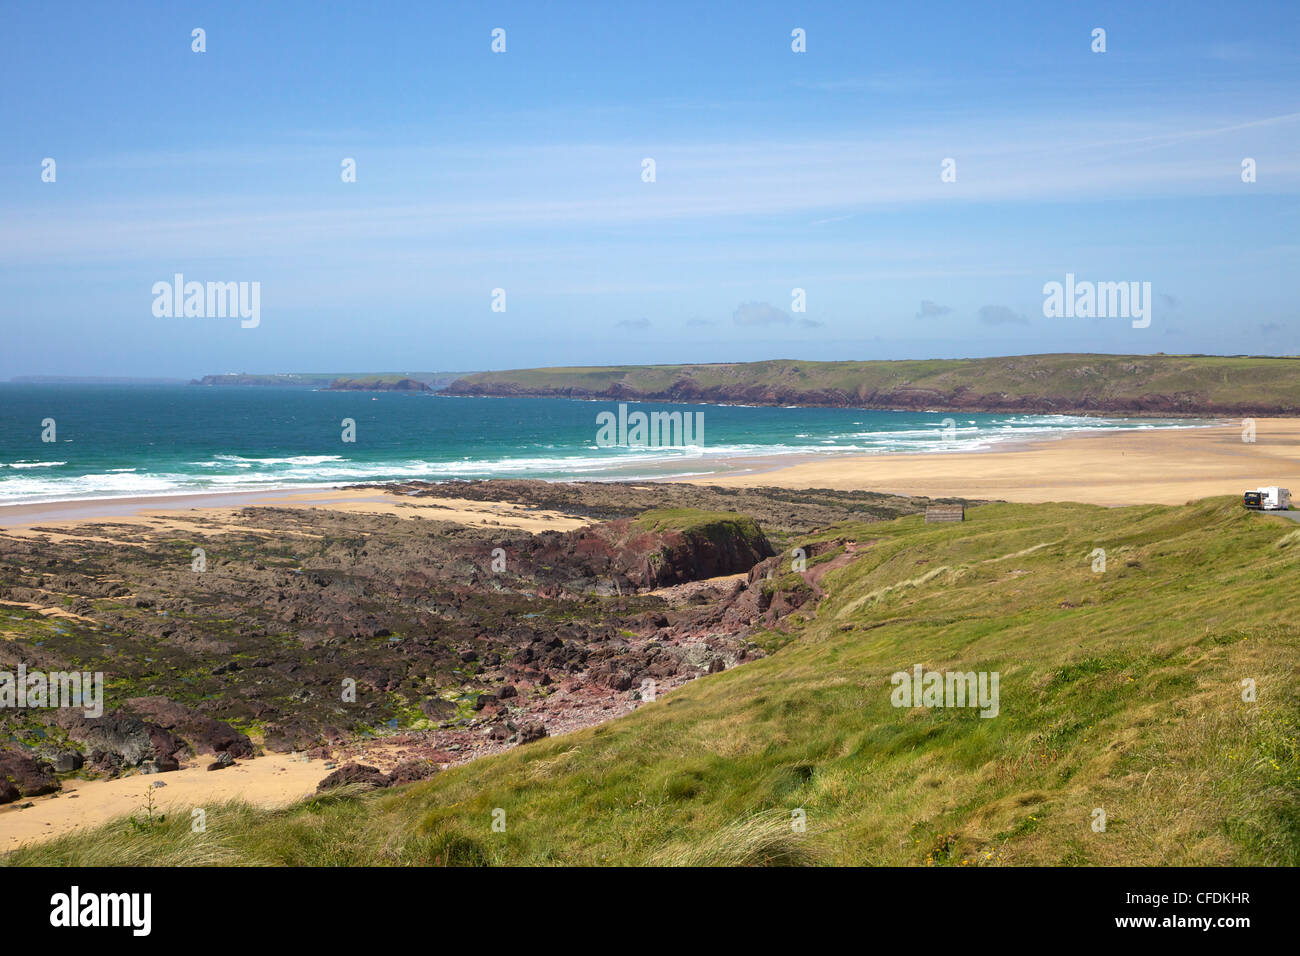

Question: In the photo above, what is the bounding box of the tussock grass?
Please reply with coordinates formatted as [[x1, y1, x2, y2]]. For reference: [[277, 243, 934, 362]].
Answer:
[[7, 496, 1298, 867], [649, 809, 823, 866]]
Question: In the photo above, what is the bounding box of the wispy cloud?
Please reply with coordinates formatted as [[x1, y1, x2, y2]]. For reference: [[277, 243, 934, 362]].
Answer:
[[978, 305, 1029, 326], [916, 300, 952, 319], [733, 302, 791, 326], [6, 109, 1298, 265]]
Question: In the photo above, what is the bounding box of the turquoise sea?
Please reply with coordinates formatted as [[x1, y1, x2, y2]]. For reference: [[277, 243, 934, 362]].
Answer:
[[0, 384, 1214, 505]]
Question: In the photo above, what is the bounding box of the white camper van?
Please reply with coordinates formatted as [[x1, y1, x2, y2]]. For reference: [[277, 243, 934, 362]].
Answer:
[[1245, 486, 1292, 511]]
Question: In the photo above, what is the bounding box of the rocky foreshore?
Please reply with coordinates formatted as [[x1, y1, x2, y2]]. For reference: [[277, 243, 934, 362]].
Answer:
[[0, 480, 955, 809]]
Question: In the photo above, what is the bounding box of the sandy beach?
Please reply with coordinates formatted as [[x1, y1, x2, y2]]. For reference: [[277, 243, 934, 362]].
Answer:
[[0, 752, 327, 850], [3, 421, 1293, 527], [0, 487, 592, 538], [695, 418, 1300, 506]]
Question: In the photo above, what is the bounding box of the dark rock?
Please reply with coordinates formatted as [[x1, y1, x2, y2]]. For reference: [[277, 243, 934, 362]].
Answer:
[[516, 721, 547, 744], [419, 697, 455, 720], [315, 762, 390, 793], [387, 759, 439, 785], [141, 756, 181, 774], [0, 750, 60, 801], [54, 710, 185, 768], [124, 696, 254, 758], [205, 751, 235, 771], [49, 750, 84, 773]]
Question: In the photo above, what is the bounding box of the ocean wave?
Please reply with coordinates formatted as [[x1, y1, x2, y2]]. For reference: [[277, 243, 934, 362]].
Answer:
[[199, 454, 348, 466], [0, 414, 1221, 506]]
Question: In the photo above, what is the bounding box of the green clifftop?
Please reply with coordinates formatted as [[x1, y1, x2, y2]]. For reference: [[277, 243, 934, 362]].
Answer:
[[440, 353, 1300, 416]]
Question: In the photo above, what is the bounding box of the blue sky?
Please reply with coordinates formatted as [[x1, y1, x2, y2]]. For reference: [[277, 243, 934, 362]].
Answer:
[[1, 0, 1297, 377]]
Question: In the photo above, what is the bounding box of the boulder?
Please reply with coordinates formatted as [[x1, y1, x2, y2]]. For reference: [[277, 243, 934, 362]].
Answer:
[[387, 759, 439, 786], [44, 749, 84, 773], [54, 710, 186, 768], [123, 696, 254, 758], [0, 750, 60, 801], [516, 721, 547, 744], [141, 757, 181, 774], [205, 751, 235, 771], [315, 762, 391, 793]]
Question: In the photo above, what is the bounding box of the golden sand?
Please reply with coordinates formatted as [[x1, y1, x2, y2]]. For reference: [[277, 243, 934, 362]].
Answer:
[[697, 419, 1300, 506], [0, 487, 590, 540], [0, 752, 327, 850]]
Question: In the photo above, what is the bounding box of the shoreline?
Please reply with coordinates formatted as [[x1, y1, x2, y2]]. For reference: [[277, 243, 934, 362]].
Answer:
[[0, 487, 349, 527], [696, 418, 1300, 506], [0, 416, 1242, 521], [3, 419, 1295, 849], [0, 487, 593, 536]]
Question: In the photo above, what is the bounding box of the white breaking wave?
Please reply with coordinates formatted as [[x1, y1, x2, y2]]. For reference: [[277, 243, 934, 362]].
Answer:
[[0, 416, 1218, 506]]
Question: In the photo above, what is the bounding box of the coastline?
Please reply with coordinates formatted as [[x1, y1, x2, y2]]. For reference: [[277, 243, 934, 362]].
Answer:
[[0, 416, 1260, 521], [694, 418, 1300, 506], [3, 417, 1295, 850]]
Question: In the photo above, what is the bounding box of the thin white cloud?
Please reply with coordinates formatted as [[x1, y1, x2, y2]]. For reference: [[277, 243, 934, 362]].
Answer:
[[3, 110, 1297, 264], [733, 302, 791, 326]]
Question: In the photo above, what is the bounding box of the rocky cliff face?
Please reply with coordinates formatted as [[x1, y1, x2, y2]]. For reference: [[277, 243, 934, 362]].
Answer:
[[522, 511, 775, 592], [439, 379, 1297, 416]]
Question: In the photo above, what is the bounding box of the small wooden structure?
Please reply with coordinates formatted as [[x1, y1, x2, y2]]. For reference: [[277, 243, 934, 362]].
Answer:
[[925, 503, 965, 523]]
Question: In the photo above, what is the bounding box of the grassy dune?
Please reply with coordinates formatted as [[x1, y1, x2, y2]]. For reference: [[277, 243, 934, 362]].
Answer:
[[8, 498, 1298, 866]]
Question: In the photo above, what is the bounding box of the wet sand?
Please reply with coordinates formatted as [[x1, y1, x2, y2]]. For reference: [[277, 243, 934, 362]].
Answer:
[[0, 487, 592, 537]]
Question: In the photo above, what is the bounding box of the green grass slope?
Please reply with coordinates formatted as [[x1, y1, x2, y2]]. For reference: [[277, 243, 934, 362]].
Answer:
[[441, 353, 1300, 414], [8, 498, 1298, 866], [632, 507, 771, 551]]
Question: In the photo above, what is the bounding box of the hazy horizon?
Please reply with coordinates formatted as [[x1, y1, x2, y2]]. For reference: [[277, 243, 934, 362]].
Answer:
[[8, 348, 1300, 386]]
